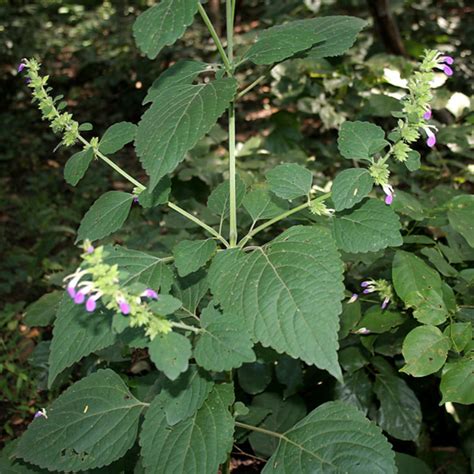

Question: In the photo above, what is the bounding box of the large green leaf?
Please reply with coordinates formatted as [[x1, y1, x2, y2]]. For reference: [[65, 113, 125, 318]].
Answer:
[[243, 188, 288, 221], [173, 239, 217, 277], [332, 199, 403, 253], [244, 16, 366, 65], [99, 122, 137, 155], [133, 0, 199, 59], [135, 78, 237, 190], [448, 195, 474, 247], [395, 453, 431, 474], [194, 305, 256, 371], [48, 295, 116, 388], [338, 121, 389, 161], [140, 384, 234, 474], [173, 271, 209, 316], [137, 176, 171, 208], [266, 163, 312, 200], [16, 370, 145, 472], [263, 401, 396, 474], [24, 291, 62, 327], [440, 357, 474, 404], [334, 369, 372, 414], [103, 246, 173, 293], [64, 147, 94, 186], [401, 325, 450, 377], [209, 226, 345, 380], [76, 191, 134, 242], [207, 174, 246, 217], [332, 168, 374, 211]]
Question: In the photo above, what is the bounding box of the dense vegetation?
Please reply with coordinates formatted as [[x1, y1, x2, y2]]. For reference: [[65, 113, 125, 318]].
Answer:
[[1, 1, 473, 472]]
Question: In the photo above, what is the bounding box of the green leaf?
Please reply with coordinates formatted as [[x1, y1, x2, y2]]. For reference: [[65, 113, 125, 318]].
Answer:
[[332, 199, 403, 253], [440, 357, 474, 404], [356, 306, 405, 334], [103, 246, 173, 293], [392, 190, 425, 221], [332, 168, 374, 211], [148, 331, 191, 380], [135, 78, 237, 190], [48, 295, 116, 388], [24, 291, 62, 327], [209, 226, 345, 380], [338, 121, 389, 161], [263, 401, 396, 474], [76, 191, 134, 242], [149, 294, 182, 315], [16, 369, 145, 472], [275, 356, 304, 398], [338, 347, 368, 374], [405, 150, 421, 171], [173, 239, 217, 277], [207, 174, 246, 217], [401, 325, 451, 377], [99, 122, 137, 155], [173, 270, 209, 316], [140, 384, 234, 474], [373, 361, 421, 441], [243, 188, 289, 221], [137, 176, 171, 208], [194, 305, 256, 371], [448, 195, 474, 247], [237, 362, 273, 395], [64, 147, 94, 186], [249, 393, 306, 458], [443, 322, 472, 352], [395, 453, 431, 474], [244, 16, 366, 65], [133, 0, 199, 59], [143, 60, 209, 104], [266, 163, 312, 200], [158, 365, 214, 425], [334, 369, 373, 414]]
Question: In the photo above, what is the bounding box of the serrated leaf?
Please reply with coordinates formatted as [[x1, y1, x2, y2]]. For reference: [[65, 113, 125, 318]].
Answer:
[[266, 163, 312, 200], [103, 246, 173, 293], [133, 0, 199, 59], [338, 121, 389, 161], [140, 384, 234, 474], [207, 174, 246, 217], [244, 16, 366, 65], [263, 401, 396, 474], [332, 199, 403, 253], [76, 191, 134, 242], [332, 168, 374, 211], [137, 176, 171, 208], [135, 78, 237, 190], [48, 295, 116, 388], [148, 331, 191, 380], [209, 226, 345, 380], [143, 60, 209, 104], [16, 369, 145, 472], [243, 188, 289, 221], [440, 357, 474, 404], [64, 147, 94, 186], [334, 369, 373, 414], [173, 270, 209, 316], [448, 195, 474, 247], [194, 305, 256, 371], [173, 239, 217, 277], [401, 325, 450, 377], [24, 291, 62, 327], [99, 122, 137, 155]]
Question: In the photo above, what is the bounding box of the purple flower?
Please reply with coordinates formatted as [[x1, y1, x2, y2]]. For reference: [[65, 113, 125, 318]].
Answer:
[[361, 281, 371, 288], [133, 196, 139, 204], [425, 128, 436, 147], [348, 293, 358, 304], [18, 60, 26, 73], [434, 55, 454, 76], [381, 297, 390, 310], [423, 109, 432, 120], [382, 184, 394, 206], [86, 245, 94, 254], [141, 288, 159, 300], [85, 293, 101, 312], [34, 408, 47, 419], [441, 55, 454, 65], [67, 285, 76, 299], [118, 298, 131, 315], [363, 288, 374, 294], [74, 291, 86, 304]]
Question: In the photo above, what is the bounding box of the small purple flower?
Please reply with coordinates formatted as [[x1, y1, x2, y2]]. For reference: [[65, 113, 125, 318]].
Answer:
[[67, 285, 76, 299], [85, 293, 101, 312], [440, 55, 454, 65], [434, 55, 454, 76], [423, 109, 432, 120], [381, 297, 390, 310], [34, 408, 47, 419], [86, 245, 94, 254], [425, 128, 436, 148], [382, 184, 394, 206], [74, 291, 86, 304], [363, 288, 374, 294], [133, 196, 139, 204], [348, 293, 358, 304], [361, 281, 371, 288], [18, 60, 26, 73], [118, 298, 131, 315], [141, 288, 159, 300]]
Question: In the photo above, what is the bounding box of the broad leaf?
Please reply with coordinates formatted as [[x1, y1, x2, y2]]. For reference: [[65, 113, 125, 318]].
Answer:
[[401, 325, 450, 377], [332, 168, 374, 211], [266, 163, 312, 200], [448, 195, 474, 247], [173, 239, 217, 277], [103, 246, 173, 293], [99, 122, 137, 155], [443, 322, 472, 352], [338, 121, 389, 161], [76, 191, 134, 242], [64, 147, 94, 186], [244, 16, 366, 65], [16, 369, 145, 472], [194, 305, 256, 371], [48, 295, 116, 388], [140, 384, 234, 474], [137, 176, 171, 208], [209, 226, 345, 380], [135, 78, 237, 190], [207, 174, 246, 217], [148, 331, 191, 380], [243, 188, 289, 221], [334, 369, 372, 414], [356, 306, 405, 334], [133, 0, 199, 59], [332, 199, 403, 253], [150, 294, 182, 315], [395, 453, 431, 474], [143, 60, 209, 104], [440, 357, 474, 404], [275, 355, 304, 399], [24, 291, 62, 327], [173, 270, 209, 316], [263, 401, 396, 474]]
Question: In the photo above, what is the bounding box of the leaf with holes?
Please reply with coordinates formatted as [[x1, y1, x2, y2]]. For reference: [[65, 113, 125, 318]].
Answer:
[[263, 401, 396, 473], [99, 122, 137, 155], [332, 168, 374, 211], [266, 163, 313, 200], [16, 369, 145, 472], [209, 226, 345, 380], [133, 0, 199, 59], [173, 239, 217, 277], [64, 147, 94, 186], [135, 78, 237, 190], [338, 121, 389, 161]]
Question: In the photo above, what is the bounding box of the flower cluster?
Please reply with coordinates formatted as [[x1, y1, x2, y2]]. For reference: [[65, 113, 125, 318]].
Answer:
[[64, 242, 171, 339], [310, 199, 335, 217], [349, 278, 394, 310]]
